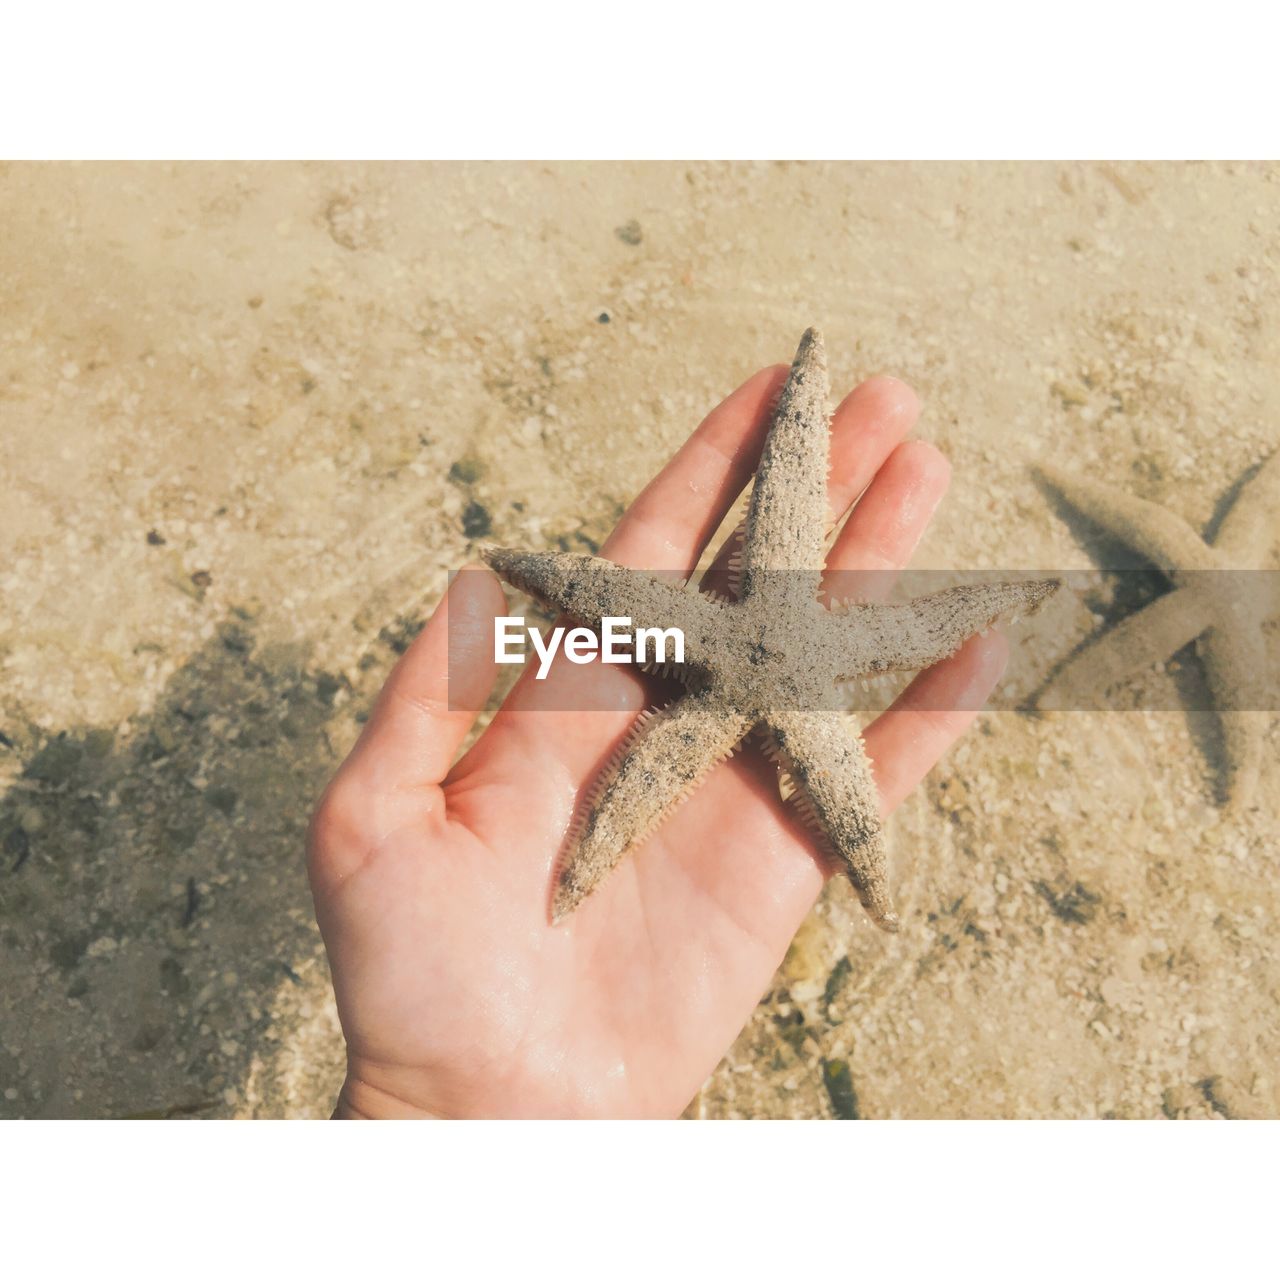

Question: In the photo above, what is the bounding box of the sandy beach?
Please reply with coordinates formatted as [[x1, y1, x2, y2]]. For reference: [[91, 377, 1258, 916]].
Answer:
[[1, 161, 1275, 1117]]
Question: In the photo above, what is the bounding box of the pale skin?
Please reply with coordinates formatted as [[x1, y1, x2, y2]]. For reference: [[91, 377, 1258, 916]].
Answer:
[[308, 360, 1011, 1118]]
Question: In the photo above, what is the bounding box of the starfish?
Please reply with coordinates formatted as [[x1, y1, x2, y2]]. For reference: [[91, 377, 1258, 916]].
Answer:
[[1036, 455, 1280, 812], [484, 330, 1059, 930]]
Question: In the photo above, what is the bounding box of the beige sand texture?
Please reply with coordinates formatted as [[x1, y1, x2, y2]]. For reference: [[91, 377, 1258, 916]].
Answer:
[[0, 161, 1276, 1119]]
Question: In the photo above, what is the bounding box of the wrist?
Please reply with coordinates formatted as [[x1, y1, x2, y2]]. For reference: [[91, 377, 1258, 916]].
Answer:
[[333, 1073, 444, 1120]]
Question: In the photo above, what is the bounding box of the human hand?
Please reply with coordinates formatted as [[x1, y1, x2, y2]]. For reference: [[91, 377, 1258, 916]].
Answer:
[[307, 359, 1009, 1118]]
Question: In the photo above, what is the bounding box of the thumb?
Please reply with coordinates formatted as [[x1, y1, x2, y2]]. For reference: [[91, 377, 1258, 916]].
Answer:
[[341, 564, 505, 801]]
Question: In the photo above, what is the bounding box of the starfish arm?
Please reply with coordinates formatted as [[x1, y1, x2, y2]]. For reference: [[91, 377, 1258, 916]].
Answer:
[[1215, 450, 1280, 566], [481, 548, 720, 667], [761, 710, 897, 931], [825, 579, 1060, 679], [1036, 585, 1214, 710], [1038, 465, 1218, 573], [553, 692, 753, 919], [739, 327, 830, 605], [1200, 622, 1270, 812]]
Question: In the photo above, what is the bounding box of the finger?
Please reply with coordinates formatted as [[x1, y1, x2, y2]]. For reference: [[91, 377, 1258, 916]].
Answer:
[[826, 375, 923, 520], [602, 363, 788, 574], [701, 374, 921, 594], [340, 564, 506, 801], [862, 630, 1010, 815], [822, 439, 950, 605]]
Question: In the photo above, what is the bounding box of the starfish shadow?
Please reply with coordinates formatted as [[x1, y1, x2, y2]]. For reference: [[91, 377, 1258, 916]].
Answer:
[[1030, 460, 1278, 810], [1204, 456, 1270, 545]]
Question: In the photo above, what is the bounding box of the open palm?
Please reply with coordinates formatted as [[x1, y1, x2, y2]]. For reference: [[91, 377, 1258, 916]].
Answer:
[[308, 359, 1009, 1118]]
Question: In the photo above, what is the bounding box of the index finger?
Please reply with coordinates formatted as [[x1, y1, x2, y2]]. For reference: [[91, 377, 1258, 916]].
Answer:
[[600, 363, 788, 574]]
